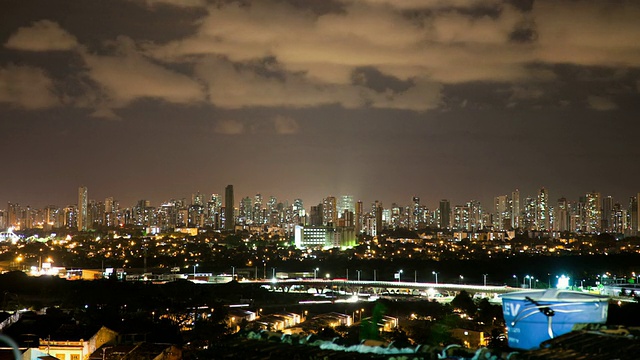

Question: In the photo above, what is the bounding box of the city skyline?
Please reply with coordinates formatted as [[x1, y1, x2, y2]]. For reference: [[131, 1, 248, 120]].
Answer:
[[2, 183, 640, 215], [2, 184, 639, 236], [2, 1, 640, 209]]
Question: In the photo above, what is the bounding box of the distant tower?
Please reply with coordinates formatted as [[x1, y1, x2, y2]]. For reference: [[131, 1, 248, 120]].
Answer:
[[555, 197, 569, 232], [77, 186, 88, 231], [601, 195, 613, 232], [439, 199, 451, 230], [511, 189, 520, 229], [323, 196, 337, 226], [494, 195, 508, 231], [585, 191, 601, 233], [536, 187, 549, 231], [637, 193, 640, 233], [355, 200, 363, 234], [411, 197, 421, 230], [338, 195, 355, 218], [225, 185, 235, 230]]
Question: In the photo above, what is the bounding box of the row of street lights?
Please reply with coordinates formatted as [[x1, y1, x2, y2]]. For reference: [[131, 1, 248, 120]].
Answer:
[[512, 274, 538, 288], [192, 263, 494, 285]]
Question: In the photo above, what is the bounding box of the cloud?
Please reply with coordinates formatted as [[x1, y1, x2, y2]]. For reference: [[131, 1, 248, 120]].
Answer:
[[371, 78, 442, 111], [531, 2, 640, 67], [273, 115, 300, 135], [509, 86, 544, 100], [5, 20, 78, 51], [4, 0, 640, 114], [214, 119, 245, 135], [139, 0, 207, 8], [353, 0, 503, 10], [587, 96, 617, 111], [80, 36, 206, 111], [0, 65, 59, 109]]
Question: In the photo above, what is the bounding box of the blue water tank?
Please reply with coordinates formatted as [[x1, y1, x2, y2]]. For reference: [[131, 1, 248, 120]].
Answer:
[[501, 289, 608, 350]]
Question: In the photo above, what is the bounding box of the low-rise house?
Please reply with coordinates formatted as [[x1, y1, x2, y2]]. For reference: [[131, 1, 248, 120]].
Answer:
[[39, 326, 117, 360]]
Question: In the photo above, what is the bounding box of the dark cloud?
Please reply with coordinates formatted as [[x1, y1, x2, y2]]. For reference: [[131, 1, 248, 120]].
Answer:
[[1, 0, 640, 208]]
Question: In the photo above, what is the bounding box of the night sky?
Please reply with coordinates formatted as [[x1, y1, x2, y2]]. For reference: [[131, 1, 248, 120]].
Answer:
[[1, 0, 640, 210]]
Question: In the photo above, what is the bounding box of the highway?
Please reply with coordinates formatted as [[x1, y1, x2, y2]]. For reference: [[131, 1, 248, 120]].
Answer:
[[241, 278, 525, 295]]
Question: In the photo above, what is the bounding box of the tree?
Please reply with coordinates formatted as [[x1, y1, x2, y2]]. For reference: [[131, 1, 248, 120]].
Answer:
[[451, 291, 476, 316]]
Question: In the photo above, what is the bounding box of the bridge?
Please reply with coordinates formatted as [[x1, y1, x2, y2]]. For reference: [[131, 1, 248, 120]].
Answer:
[[241, 278, 525, 296]]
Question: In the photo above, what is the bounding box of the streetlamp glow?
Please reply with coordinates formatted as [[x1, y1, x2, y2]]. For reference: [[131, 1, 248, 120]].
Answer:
[[525, 275, 534, 289], [483, 274, 488, 287], [193, 263, 198, 278], [432, 271, 439, 284], [313, 267, 319, 280]]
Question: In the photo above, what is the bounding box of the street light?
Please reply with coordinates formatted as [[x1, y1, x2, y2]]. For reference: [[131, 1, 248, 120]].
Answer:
[[272, 267, 276, 279], [231, 266, 235, 279], [513, 274, 519, 288], [483, 274, 488, 287], [314, 267, 319, 280], [432, 271, 439, 284], [356, 270, 361, 281], [396, 270, 403, 282], [193, 263, 198, 278], [459, 275, 464, 285], [525, 275, 533, 289]]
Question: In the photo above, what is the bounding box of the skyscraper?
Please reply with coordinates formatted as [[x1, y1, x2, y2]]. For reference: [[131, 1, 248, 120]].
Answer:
[[511, 189, 520, 229], [536, 187, 549, 231], [585, 191, 601, 233], [225, 185, 235, 230], [439, 199, 451, 230], [601, 195, 613, 232], [322, 196, 337, 226], [555, 197, 569, 232], [637, 192, 640, 233], [338, 195, 355, 218], [355, 200, 363, 234], [77, 186, 88, 231], [411, 196, 421, 230], [494, 195, 508, 230]]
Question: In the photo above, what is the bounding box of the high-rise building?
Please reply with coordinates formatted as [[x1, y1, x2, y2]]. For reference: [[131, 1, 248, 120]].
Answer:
[[77, 186, 88, 231], [224, 185, 235, 230], [207, 194, 221, 228], [494, 195, 509, 230], [338, 195, 354, 219], [292, 198, 304, 225], [439, 199, 451, 230], [585, 191, 601, 233], [355, 200, 363, 234], [601, 195, 613, 232], [637, 192, 640, 233], [239, 196, 252, 225], [192, 191, 204, 206], [322, 196, 337, 226], [511, 189, 520, 229], [411, 197, 421, 230], [309, 204, 323, 226], [627, 196, 638, 235], [555, 197, 569, 232], [536, 187, 549, 231], [467, 200, 483, 232], [453, 205, 470, 231]]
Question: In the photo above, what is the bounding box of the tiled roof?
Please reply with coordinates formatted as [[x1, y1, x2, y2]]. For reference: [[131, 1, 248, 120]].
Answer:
[[521, 330, 640, 360]]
